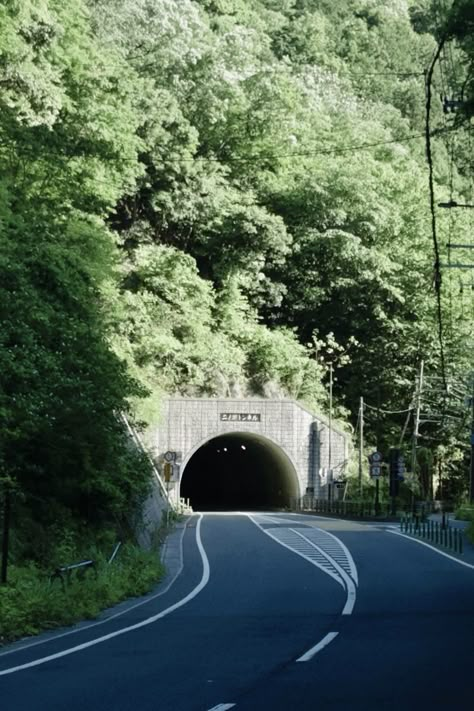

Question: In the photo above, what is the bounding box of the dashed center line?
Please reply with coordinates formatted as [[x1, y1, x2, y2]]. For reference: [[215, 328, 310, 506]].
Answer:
[[296, 631, 339, 662]]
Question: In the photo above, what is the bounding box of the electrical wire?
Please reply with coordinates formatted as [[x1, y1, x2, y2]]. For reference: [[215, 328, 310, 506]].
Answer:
[[1, 128, 451, 170], [189, 129, 450, 163], [349, 71, 425, 78], [363, 402, 413, 415]]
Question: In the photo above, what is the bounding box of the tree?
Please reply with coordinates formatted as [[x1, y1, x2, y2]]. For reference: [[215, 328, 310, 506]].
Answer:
[[0, 0, 152, 544]]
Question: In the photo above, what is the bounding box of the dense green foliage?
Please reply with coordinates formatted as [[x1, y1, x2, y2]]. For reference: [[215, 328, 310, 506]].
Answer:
[[441, 0, 474, 122], [0, 540, 164, 643], [455, 503, 474, 544], [1, 0, 474, 591], [0, 0, 155, 560]]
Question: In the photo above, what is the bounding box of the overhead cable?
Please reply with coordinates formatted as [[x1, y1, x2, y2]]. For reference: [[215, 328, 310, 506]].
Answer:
[[363, 402, 413, 415]]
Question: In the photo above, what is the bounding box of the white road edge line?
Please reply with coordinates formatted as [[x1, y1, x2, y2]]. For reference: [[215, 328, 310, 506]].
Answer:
[[290, 529, 357, 615], [387, 530, 474, 569], [314, 528, 359, 586], [247, 515, 357, 615], [252, 514, 359, 584], [207, 704, 236, 711], [0, 515, 193, 659], [0, 514, 210, 677], [296, 632, 339, 662], [263, 527, 345, 590]]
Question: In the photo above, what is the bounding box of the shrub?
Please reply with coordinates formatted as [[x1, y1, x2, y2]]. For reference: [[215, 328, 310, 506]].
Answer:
[[0, 544, 164, 645], [455, 504, 474, 545]]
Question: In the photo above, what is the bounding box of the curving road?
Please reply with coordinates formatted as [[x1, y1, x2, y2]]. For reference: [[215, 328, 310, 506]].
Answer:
[[0, 513, 473, 710]]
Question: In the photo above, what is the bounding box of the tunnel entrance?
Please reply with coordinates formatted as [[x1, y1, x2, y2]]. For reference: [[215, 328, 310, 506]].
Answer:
[[179, 432, 299, 511]]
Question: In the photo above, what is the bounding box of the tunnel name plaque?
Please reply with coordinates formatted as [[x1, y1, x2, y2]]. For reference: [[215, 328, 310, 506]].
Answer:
[[220, 413, 261, 423]]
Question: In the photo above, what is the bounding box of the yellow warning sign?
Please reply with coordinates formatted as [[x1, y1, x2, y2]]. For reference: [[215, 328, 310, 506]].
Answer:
[[163, 462, 172, 482]]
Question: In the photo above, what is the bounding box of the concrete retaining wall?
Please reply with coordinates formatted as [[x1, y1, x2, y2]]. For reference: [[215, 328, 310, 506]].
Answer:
[[146, 398, 348, 502]]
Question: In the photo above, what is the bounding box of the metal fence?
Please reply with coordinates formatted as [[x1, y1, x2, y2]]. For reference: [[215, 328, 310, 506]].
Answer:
[[290, 497, 392, 518], [50, 541, 122, 589], [50, 559, 97, 589], [400, 514, 463, 554]]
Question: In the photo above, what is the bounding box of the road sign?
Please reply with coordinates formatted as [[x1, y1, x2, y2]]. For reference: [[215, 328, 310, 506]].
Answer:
[[164, 451, 176, 462], [163, 462, 173, 482], [370, 464, 381, 478], [389, 448, 405, 496], [220, 413, 261, 422], [368, 451, 383, 463]]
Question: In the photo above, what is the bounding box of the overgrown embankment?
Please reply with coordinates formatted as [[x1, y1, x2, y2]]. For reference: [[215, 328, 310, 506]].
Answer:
[[0, 525, 166, 646]]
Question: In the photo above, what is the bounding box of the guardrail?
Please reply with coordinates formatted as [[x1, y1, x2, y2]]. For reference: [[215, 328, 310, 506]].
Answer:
[[291, 497, 392, 518], [50, 559, 97, 589], [291, 497, 445, 520], [400, 514, 463, 555], [50, 542, 122, 590]]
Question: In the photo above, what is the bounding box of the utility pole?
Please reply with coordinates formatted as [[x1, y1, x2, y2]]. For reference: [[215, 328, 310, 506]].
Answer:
[[470, 374, 474, 504], [374, 387, 381, 516], [411, 360, 424, 485], [438, 454, 446, 529], [358, 396, 364, 498], [376, 384, 382, 454], [328, 363, 333, 503]]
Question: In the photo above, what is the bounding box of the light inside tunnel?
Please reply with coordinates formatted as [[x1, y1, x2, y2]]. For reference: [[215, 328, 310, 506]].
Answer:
[[179, 432, 299, 511]]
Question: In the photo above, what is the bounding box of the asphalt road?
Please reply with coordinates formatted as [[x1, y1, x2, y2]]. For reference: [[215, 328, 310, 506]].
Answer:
[[0, 512, 473, 711]]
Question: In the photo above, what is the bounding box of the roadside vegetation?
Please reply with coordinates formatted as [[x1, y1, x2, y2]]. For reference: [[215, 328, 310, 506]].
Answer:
[[467, 519, 474, 546], [455, 504, 474, 544], [0, 547, 164, 645], [0, 524, 165, 645]]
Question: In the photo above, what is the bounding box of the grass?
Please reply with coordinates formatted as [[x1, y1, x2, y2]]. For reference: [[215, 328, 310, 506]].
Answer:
[[455, 504, 474, 520], [0, 543, 164, 646]]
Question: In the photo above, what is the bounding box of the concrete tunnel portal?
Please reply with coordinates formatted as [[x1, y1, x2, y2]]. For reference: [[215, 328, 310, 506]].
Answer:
[[179, 432, 300, 511]]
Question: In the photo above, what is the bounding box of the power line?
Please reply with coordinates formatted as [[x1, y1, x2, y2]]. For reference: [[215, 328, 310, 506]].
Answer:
[[350, 70, 425, 78], [190, 129, 450, 163], [363, 402, 412, 415], [1, 128, 451, 176]]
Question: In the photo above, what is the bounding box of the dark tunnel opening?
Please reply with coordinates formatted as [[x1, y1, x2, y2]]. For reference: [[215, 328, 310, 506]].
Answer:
[[179, 432, 299, 511]]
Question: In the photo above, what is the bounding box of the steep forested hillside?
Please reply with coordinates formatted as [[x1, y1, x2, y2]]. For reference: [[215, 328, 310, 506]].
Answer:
[[1, 0, 473, 556]]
